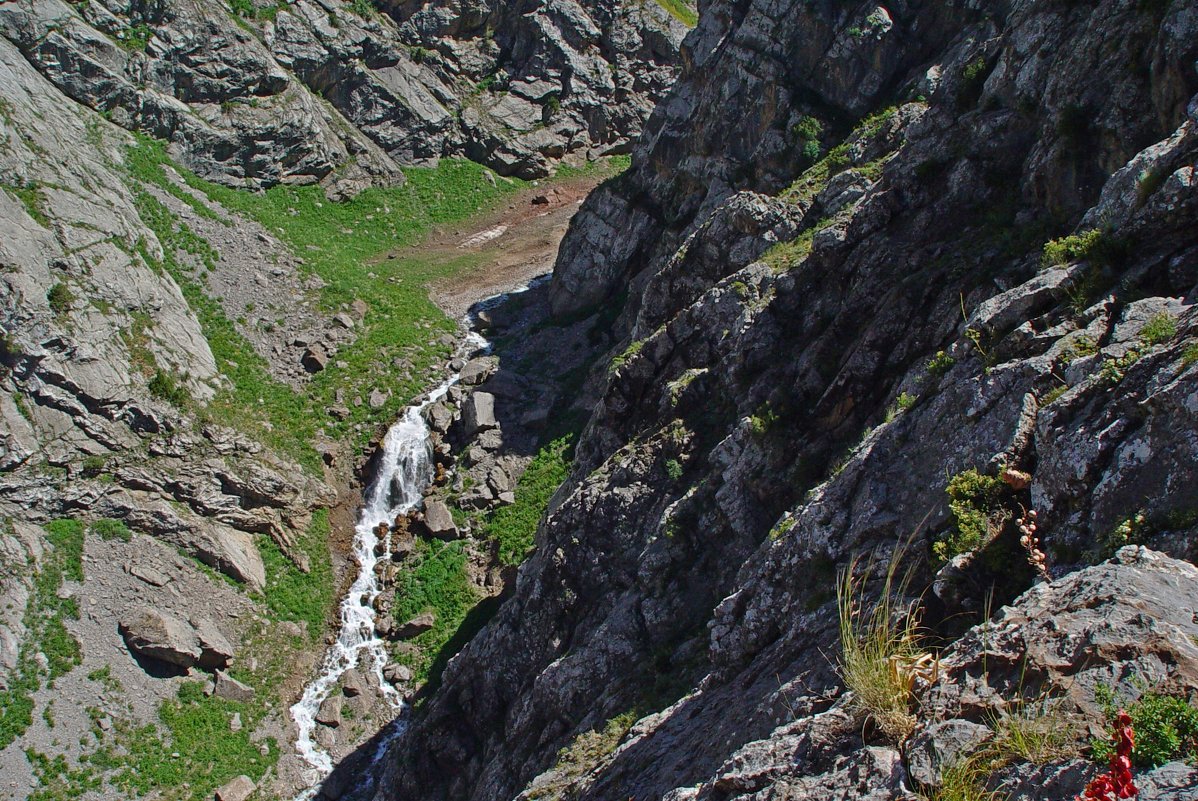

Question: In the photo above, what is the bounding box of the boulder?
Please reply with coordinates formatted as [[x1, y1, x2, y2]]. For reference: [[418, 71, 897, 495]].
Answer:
[[316, 694, 343, 727], [214, 775, 255, 801], [421, 500, 458, 540], [461, 392, 498, 436], [426, 401, 455, 434], [129, 563, 170, 587], [341, 668, 367, 698], [119, 607, 201, 668], [384, 663, 413, 684], [458, 358, 496, 386], [395, 612, 436, 640], [332, 312, 355, 329], [191, 617, 235, 670], [302, 346, 329, 373], [214, 670, 255, 703]]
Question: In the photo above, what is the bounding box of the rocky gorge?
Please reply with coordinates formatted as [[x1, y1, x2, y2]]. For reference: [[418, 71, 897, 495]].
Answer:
[[2, 0, 1198, 800]]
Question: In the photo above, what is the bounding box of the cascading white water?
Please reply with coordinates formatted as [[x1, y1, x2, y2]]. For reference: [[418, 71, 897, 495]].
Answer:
[[289, 330, 488, 791]]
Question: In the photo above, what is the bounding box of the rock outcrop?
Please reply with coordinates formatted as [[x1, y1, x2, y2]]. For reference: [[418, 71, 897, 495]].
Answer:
[[0, 0, 689, 192], [378, 1, 1198, 800]]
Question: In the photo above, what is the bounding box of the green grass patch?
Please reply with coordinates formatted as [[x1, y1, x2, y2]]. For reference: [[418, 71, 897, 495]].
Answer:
[[259, 508, 334, 634], [1139, 311, 1177, 347], [0, 519, 84, 749], [391, 540, 479, 684], [110, 682, 278, 801], [3, 182, 50, 227], [483, 436, 573, 565], [609, 338, 645, 373], [654, 0, 698, 26], [124, 135, 542, 464], [553, 154, 632, 181]]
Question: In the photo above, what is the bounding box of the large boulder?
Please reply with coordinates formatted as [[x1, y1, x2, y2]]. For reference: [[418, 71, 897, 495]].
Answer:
[[191, 617, 235, 670], [119, 607, 202, 668], [214, 775, 255, 801], [461, 392, 498, 436], [421, 500, 459, 540]]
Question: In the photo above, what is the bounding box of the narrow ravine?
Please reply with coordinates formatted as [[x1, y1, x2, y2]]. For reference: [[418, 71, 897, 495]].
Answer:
[[290, 326, 488, 791]]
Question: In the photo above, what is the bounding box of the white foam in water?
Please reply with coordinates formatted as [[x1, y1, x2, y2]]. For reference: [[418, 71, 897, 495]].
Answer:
[[289, 324, 493, 795]]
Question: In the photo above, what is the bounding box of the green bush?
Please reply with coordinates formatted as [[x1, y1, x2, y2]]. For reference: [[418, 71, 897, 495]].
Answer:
[[80, 455, 106, 477], [1092, 686, 1198, 769], [927, 350, 955, 378], [47, 283, 74, 314], [934, 469, 1006, 562], [1041, 229, 1124, 269], [665, 458, 683, 481], [147, 369, 189, 407]]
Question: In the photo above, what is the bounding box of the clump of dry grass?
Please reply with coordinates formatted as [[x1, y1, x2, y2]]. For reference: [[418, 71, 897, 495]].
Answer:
[[836, 551, 928, 742]]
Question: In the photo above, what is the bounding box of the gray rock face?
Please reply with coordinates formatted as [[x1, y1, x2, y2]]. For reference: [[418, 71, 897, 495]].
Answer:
[[379, 1, 1198, 800], [119, 607, 202, 668], [0, 0, 687, 193]]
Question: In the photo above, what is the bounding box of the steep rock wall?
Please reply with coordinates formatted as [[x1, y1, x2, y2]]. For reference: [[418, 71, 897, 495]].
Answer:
[[379, 1, 1198, 799]]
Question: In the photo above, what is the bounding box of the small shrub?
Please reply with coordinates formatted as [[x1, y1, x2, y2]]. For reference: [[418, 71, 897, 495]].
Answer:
[[934, 469, 1006, 563], [792, 115, 822, 163], [747, 403, 779, 436], [80, 454, 106, 477], [1099, 350, 1139, 384], [884, 391, 916, 422], [47, 283, 74, 314], [1183, 342, 1198, 367], [664, 458, 683, 481], [148, 369, 189, 406], [1135, 167, 1167, 205], [962, 56, 988, 84], [927, 350, 955, 378], [349, 0, 374, 17], [91, 518, 133, 542], [1091, 687, 1198, 769], [544, 94, 561, 116], [1139, 312, 1176, 346], [836, 553, 922, 742], [1041, 229, 1124, 269]]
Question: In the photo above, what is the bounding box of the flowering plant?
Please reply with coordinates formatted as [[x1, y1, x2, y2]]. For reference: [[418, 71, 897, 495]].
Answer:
[[1079, 709, 1137, 800]]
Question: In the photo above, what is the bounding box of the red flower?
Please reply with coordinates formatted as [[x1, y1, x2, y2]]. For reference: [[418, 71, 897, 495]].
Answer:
[[1078, 709, 1137, 801]]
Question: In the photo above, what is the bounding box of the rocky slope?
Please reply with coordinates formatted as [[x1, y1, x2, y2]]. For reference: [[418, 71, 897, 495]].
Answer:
[[0, 1, 690, 797], [0, 0, 688, 194], [377, 0, 1198, 799]]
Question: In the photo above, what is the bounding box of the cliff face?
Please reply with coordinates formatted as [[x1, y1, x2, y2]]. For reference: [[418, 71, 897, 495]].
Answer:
[[0, 0, 686, 192], [380, 1, 1198, 799]]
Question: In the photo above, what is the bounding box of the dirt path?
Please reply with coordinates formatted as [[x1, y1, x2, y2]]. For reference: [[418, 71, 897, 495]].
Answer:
[[381, 176, 605, 319]]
